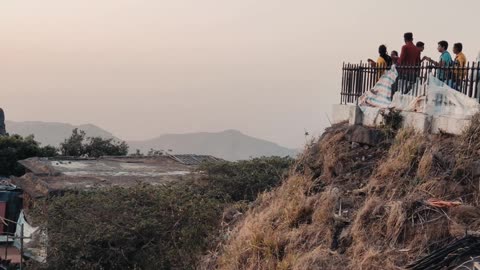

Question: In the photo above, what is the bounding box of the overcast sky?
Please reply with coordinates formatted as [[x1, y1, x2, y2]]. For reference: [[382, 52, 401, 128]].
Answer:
[[1, 0, 480, 148]]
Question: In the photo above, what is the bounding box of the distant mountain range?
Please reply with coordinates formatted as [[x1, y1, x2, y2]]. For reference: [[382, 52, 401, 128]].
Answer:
[[6, 121, 297, 161], [6, 121, 117, 146], [128, 130, 297, 161]]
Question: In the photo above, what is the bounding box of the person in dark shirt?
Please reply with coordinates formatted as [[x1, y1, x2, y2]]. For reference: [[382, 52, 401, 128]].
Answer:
[[416, 41, 425, 60], [416, 41, 425, 53], [391, 50, 399, 65]]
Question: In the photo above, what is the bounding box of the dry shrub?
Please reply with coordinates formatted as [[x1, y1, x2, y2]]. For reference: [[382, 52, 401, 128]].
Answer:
[[318, 132, 347, 180], [298, 123, 348, 180], [293, 247, 348, 270], [449, 205, 480, 236], [377, 128, 424, 178], [417, 150, 433, 180], [416, 177, 465, 200], [455, 113, 480, 176], [218, 175, 316, 270], [385, 201, 407, 247], [354, 249, 401, 270], [286, 188, 340, 252], [369, 128, 425, 198], [351, 197, 386, 246]]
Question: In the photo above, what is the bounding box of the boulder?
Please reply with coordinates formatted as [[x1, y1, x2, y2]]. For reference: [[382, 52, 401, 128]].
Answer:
[[345, 125, 385, 146]]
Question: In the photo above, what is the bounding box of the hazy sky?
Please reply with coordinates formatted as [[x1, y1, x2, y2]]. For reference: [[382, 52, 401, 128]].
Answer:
[[1, 0, 480, 148]]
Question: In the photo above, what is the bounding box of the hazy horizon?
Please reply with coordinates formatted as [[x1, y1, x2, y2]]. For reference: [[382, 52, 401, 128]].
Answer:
[[2, 0, 480, 148]]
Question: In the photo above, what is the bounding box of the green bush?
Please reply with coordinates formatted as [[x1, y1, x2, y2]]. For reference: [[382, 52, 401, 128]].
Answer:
[[199, 156, 294, 202], [30, 157, 293, 269], [34, 184, 224, 270], [0, 135, 57, 176]]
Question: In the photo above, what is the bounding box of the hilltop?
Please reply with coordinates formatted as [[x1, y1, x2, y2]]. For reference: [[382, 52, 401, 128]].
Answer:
[[205, 116, 480, 269]]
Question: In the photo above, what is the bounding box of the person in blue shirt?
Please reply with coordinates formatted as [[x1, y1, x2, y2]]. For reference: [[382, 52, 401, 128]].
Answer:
[[423, 40, 452, 81]]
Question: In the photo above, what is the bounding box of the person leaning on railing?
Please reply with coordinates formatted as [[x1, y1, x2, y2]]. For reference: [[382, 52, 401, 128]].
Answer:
[[416, 41, 425, 59], [423, 40, 453, 83]]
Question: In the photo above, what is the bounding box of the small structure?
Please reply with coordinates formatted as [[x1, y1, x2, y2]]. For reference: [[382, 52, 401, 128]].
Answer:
[[13, 155, 219, 205]]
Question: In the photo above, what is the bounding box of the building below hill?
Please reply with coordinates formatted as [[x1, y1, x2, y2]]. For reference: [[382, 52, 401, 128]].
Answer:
[[0, 154, 220, 267], [13, 155, 219, 206]]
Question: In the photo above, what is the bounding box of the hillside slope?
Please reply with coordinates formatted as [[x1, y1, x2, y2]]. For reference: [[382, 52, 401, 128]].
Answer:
[[208, 117, 480, 270], [128, 130, 297, 161], [6, 121, 116, 146]]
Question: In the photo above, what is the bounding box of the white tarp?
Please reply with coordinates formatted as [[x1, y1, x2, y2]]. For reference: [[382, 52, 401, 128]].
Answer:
[[13, 211, 47, 263], [358, 65, 398, 109], [390, 74, 480, 117]]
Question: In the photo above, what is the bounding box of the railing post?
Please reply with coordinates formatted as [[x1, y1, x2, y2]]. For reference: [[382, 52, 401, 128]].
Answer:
[[339, 62, 480, 105]]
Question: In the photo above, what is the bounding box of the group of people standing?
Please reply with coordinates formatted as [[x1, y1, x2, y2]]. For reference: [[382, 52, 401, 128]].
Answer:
[[368, 32, 477, 87]]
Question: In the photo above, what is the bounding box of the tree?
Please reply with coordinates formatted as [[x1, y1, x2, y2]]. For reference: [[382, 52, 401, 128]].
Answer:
[[60, 129, 129, 157], [0, 134, 58, 176], [60, 128, 86, 156], [84, 137, 129, 158]]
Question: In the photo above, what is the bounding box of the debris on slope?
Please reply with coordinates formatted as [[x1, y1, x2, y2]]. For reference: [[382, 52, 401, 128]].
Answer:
[[209, 115, 480, 270]]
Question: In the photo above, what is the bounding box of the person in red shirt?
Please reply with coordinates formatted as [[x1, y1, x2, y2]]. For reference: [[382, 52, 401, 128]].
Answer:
[[399, 32, 421, 66], [397, 32, 422, 93]]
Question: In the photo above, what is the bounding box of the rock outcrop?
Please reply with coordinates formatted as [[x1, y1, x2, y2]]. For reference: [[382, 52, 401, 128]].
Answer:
[[0, 108, 6, 136]]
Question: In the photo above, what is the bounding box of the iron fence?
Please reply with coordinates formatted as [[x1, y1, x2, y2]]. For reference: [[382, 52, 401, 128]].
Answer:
[[340, 62, 480, 104]]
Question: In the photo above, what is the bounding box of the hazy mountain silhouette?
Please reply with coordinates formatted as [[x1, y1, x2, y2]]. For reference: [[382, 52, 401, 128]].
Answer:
[[129, 130, 297, 161], [6, 121, 297, 161], [6, 121, 116, 146]]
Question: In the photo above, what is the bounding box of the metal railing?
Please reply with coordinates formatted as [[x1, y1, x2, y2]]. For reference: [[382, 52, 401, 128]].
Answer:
[[340, 62, 480, 104]]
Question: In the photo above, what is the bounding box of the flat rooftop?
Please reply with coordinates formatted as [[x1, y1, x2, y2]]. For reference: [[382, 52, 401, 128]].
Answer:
[[13, 155, 219, 198]]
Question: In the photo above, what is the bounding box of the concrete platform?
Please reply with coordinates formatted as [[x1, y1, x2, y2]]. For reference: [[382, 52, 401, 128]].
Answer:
[[332, 104, 471, 135]]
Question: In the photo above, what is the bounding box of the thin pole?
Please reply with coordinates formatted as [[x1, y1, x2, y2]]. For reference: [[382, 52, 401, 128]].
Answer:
[[20, 224, 24, 270], [4, 235, 7, 261]]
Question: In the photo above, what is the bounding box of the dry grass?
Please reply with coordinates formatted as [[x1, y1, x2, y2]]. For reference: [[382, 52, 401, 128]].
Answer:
[[212, 117, 480, 270], [385, 201, 407, 247], [417, 150, 433, 180], [369, 127, 426, 199]]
